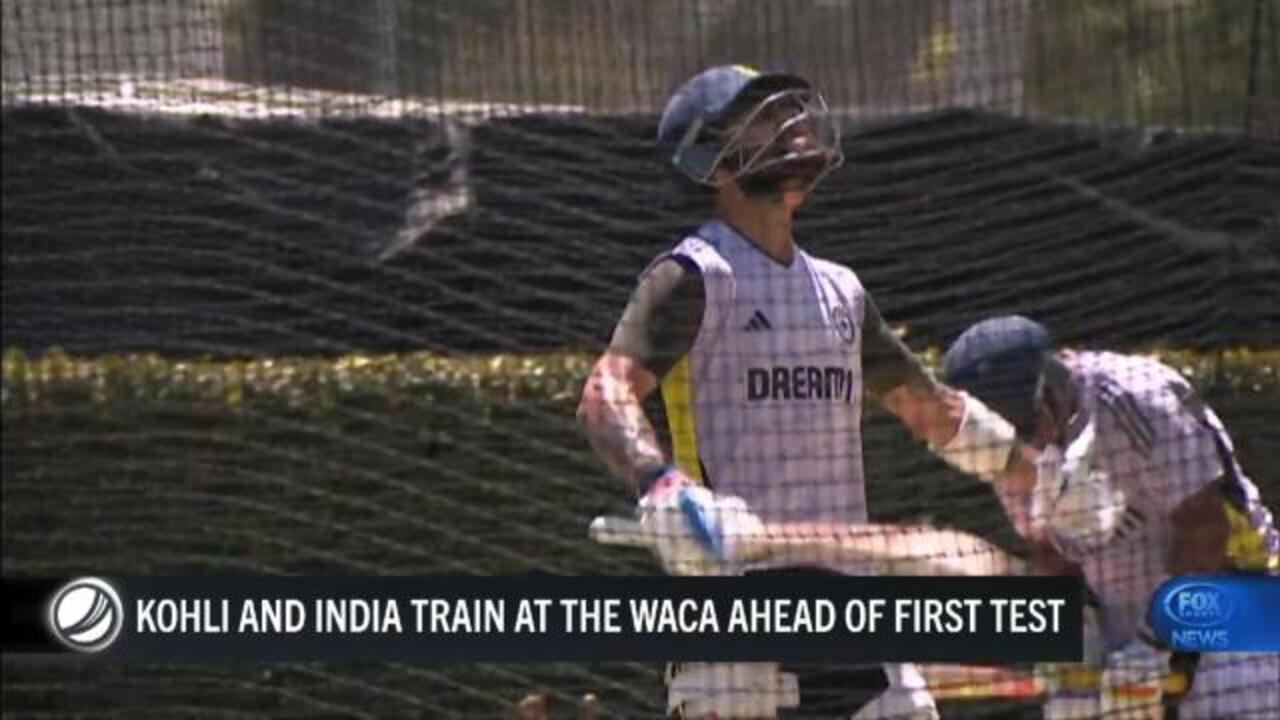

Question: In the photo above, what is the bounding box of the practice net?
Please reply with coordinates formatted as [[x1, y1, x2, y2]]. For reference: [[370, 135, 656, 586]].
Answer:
[[2, 0, 1278, 717]]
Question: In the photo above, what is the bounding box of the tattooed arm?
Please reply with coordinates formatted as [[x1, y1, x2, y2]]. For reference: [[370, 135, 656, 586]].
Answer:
[[865, 296, 1034, 505], [578, 352, 667, 492], [577, 257, 705, 495], [862, 295, 966, 449]]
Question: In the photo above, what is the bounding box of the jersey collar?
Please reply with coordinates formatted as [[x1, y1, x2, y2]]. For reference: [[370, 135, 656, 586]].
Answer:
[[698, 218, 801, 270]]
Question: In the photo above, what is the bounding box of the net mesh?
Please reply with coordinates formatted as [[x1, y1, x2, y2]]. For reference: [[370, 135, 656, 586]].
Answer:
[[3, 0, 1278, 717]]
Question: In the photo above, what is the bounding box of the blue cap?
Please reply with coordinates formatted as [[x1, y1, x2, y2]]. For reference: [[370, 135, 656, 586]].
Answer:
[[658, 65, 810, 182], [943, 316, 1054, 437]]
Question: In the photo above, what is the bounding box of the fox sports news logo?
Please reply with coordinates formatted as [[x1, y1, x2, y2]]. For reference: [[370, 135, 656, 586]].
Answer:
[[1159, 581, 1235, 650], [48, 577, 124, 652], [1163, 582, 1235, 627]]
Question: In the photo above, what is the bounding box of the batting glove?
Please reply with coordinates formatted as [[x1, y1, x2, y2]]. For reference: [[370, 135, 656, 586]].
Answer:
[[674, 485, 768, 565], [635, 466, 719, 575], [1033, 421, 1127, 557]]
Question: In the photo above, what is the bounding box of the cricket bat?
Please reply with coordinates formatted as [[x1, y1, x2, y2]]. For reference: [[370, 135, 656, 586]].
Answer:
[[589, 516, 1026, 577]]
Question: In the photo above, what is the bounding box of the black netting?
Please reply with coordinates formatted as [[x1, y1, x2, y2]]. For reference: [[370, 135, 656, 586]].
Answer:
[[3, 1, 1278, 718]]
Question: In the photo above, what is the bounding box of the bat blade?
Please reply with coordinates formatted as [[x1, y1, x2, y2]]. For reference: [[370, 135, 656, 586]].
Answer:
[[588, 516, 1025, 576], [758, 522, 1027, 577], [588, 515, 649, 548], [862, 527, 1026, 576]]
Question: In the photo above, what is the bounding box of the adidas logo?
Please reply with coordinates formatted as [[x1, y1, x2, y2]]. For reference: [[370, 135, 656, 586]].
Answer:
[[742, 310, 772, 332]]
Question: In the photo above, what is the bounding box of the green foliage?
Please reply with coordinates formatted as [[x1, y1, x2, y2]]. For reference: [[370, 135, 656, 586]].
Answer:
[[1026, 0, 1267, 128], [216, 0, 1274, 125], [2, 350, 593, 412], [3, 347, 1274, 577], [5, 348, 1274, 411]]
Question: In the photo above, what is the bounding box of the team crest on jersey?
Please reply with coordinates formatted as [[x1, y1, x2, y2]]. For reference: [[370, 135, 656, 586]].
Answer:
[[832, 305, 857, 345]]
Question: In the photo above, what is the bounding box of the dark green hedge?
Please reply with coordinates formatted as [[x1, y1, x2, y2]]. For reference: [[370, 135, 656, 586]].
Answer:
[[3, 348, 1275, 577], [6, 348, 1276, 410]]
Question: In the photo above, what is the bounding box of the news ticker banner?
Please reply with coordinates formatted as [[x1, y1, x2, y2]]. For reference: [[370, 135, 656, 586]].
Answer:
[[3, 576, 1083, 663]]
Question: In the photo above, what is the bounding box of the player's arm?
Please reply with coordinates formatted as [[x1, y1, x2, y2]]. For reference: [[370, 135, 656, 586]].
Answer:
[[576, 257, 705, 496], [988, 445, 1041, 541], [862, 297, 961, 448], [863, 298, 1038, 530], [1131, 378, 1272, 574]]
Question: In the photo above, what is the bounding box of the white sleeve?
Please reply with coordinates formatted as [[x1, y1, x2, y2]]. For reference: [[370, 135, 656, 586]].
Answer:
[[936, 393, 1018, 483]]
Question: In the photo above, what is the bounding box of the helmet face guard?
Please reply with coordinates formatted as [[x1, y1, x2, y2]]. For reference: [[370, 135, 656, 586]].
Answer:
[[671, 86, 843, 194]]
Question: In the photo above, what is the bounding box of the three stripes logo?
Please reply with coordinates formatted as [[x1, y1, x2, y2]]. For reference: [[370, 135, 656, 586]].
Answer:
[[743, 310, 772, 332], [1098, 380, 1155, 457], [47, 577, 124, 653]]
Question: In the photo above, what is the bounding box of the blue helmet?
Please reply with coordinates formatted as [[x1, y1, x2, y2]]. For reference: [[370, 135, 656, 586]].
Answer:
[[943, 316, 1054, 438], [658, 65, 842, 189]]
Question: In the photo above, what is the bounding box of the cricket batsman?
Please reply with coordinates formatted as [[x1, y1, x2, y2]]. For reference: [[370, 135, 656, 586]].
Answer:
[[576, 65, 1043, 719], [940, 315, 1279, 719]]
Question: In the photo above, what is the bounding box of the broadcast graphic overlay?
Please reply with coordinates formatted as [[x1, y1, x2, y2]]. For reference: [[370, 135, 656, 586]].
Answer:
[[3, 576, 1084, 664], [1150, 577, 1280, 653], [46, 577, 125, 653], [3, 0, 1278, 717]]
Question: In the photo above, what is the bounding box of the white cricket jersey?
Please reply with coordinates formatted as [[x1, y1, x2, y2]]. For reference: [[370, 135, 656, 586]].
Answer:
[[654, 221, 935, 706], [657, 219, 868, 540], [1056, 351, 1278, 650]]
